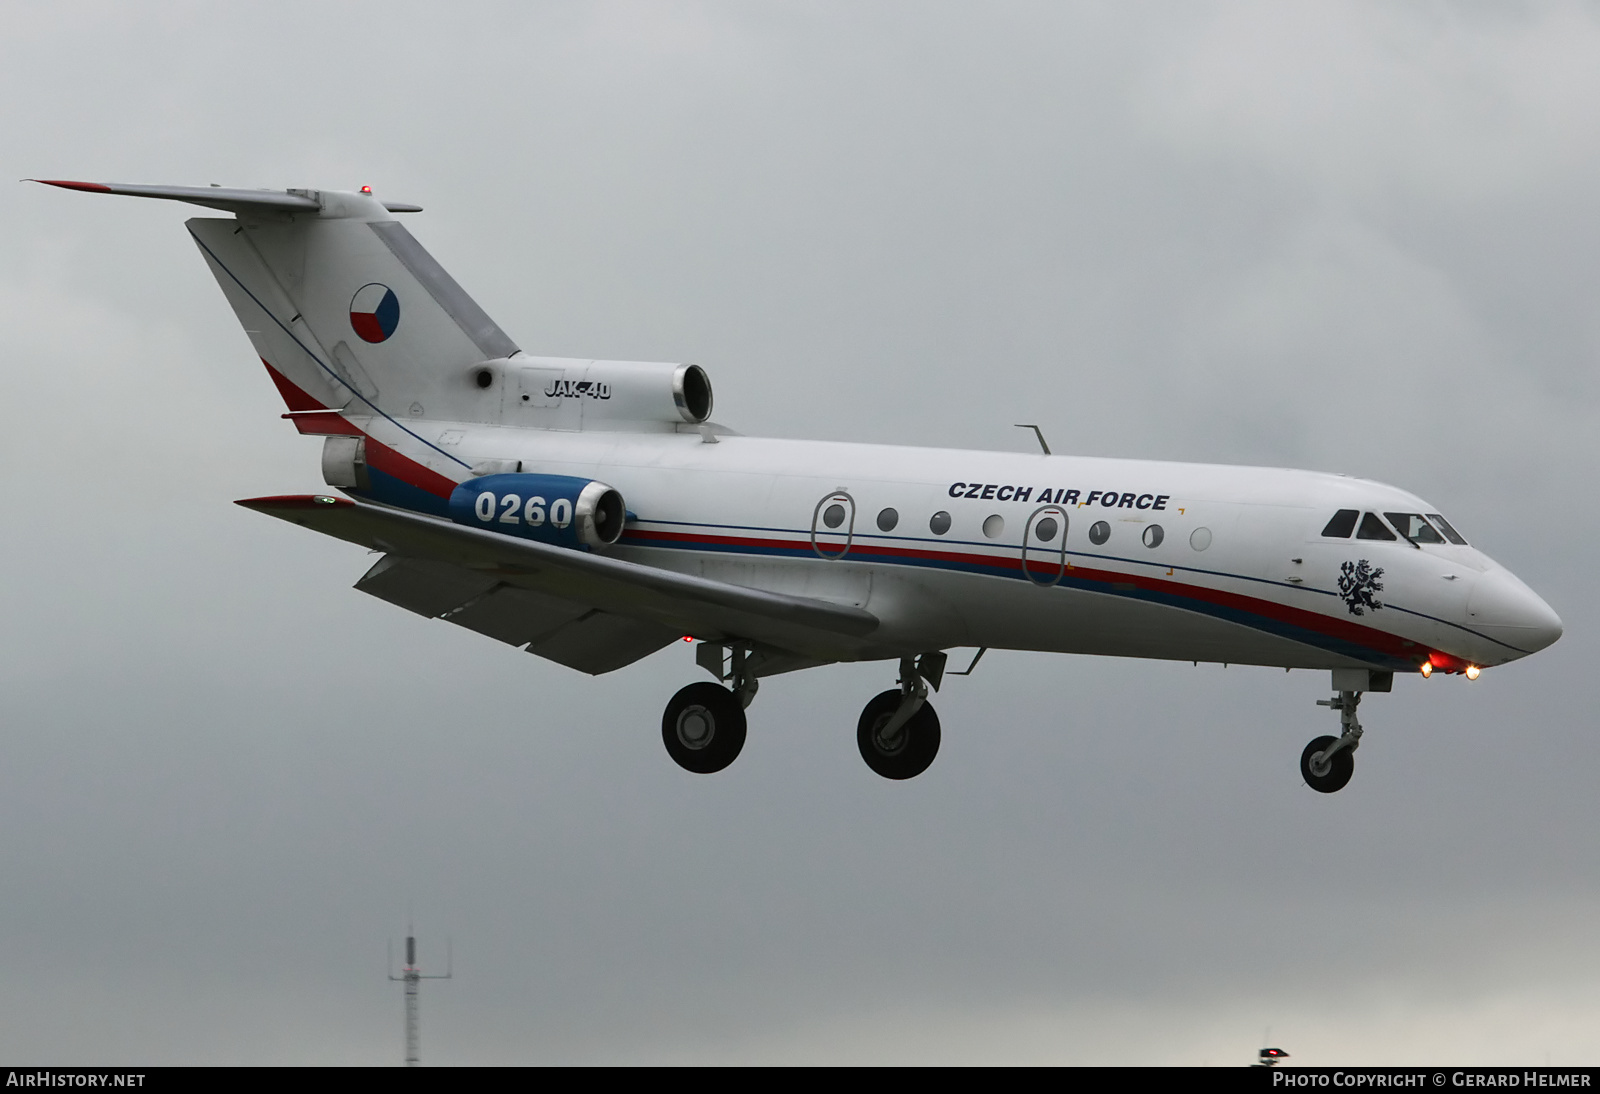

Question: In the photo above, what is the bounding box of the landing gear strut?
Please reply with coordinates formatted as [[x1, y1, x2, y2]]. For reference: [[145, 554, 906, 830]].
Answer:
[[1301, 689, 1362, 793], [857, 655, 942, 780], [662, 645, 756, 774]]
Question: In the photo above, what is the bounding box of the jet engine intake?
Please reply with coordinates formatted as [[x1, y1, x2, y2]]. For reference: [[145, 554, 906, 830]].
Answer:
[[449, 473, 626, 550]]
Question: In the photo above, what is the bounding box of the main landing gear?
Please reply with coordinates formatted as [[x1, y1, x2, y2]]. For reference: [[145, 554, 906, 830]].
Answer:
[[661, 646, 949, 780], [662, 682, 746, 774], [857, 655, 943, 781], [1300, 669, 1390, 794], [661, 646, 757, 775]]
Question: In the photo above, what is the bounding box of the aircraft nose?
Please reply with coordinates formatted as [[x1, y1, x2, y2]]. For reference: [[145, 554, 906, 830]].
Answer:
[[1467, 568, 1563, 655]]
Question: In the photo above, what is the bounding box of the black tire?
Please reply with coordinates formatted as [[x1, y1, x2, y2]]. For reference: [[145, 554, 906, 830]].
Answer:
[[662, 682, 746, 774], [1300, 734, 1354, 794], [856, 689, 941, 780]]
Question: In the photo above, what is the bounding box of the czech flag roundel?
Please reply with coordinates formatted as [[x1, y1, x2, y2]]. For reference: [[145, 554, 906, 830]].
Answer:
[[349, 283, 400, 343]]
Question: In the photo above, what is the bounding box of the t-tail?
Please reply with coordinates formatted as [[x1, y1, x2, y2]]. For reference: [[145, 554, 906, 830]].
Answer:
[[32, 180, 521, 427], [33, 179, 716, 446]]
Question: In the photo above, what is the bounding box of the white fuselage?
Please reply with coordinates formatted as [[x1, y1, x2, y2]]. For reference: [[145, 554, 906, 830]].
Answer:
[[350, 411, 1562, 677]]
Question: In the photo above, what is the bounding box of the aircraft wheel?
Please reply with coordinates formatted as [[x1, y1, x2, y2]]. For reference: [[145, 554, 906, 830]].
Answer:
[[1300, 734, 1354, 794], [662, 682, 746, 774], [857, 689, 941, 780]]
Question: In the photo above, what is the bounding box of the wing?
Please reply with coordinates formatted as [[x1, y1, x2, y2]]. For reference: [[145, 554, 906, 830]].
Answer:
[[238, 495, 878, 675]]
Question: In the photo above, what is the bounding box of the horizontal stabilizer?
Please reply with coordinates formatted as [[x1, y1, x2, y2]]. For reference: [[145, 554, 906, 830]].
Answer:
[[29, 179, 421, 214], [237, 495, 879, 669]]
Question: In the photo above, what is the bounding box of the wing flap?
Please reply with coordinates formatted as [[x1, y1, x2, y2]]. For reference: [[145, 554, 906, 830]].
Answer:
[[354, 554, 496, 618], [354, 554, 678, 673], [525, 611, 683, 675], [443, 584, 588, 647]]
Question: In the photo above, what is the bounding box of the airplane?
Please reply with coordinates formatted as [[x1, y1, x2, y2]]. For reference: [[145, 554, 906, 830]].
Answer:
[[35, 179, 1564, 792]]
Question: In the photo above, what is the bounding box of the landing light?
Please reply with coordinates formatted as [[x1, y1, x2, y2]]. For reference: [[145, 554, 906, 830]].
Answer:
[[1466, 664, 1481, 680], [1419, 660, 1433, 678]]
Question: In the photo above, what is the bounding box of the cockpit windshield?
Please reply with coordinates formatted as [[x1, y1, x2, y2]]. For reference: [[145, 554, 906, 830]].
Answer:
[[1356, 512, 1396, 541], [1320, 509, 1358, 538], [1385, 513, 1445, 545], [1426, 513, 1469, 545], [1321, 508, 1470, 546]]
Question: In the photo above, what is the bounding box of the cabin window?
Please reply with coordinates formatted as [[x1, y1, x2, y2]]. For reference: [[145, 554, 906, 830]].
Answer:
[[1190, 527, 1212, 551], [1321, 509, 1359, 538], [1427, 513, 1469, 545], [983, 514, 1005, 539], [1356, 512, 1396, 540], [876, 507, 899, 532], [822, 503, 847, 529], [1088, 521, 1110, 545], [1033, 517, 1059, 542], [1142, 524, 1164, 548], [1385, 513, 1445, 544], [929, 511, 951, 535]]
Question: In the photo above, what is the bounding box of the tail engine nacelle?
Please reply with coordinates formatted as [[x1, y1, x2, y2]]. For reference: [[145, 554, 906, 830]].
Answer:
[[482, 358, 713, 431], [449, 473, 626, 550]]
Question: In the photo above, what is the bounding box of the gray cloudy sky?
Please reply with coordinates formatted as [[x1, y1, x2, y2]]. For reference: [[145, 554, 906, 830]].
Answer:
[[2, 1, 1597, 1065]]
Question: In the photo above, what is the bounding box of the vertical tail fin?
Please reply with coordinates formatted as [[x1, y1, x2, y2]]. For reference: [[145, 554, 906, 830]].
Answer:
[[33, 180, 519, 423], [183, 188, 520, 422]]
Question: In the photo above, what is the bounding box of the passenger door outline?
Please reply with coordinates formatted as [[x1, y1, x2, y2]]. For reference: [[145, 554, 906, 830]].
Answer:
[[810, 491, 856, 560], [1022, 504, 1069, 586]]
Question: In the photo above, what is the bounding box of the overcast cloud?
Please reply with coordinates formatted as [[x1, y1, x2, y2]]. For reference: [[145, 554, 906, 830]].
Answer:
[[1, 1, 1596, 1064]]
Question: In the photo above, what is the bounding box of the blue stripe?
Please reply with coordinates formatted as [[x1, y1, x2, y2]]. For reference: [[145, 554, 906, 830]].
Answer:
[[349, 466, 451, 517], [619, 530, 1481, 670], [629, 517, 1531, 656]]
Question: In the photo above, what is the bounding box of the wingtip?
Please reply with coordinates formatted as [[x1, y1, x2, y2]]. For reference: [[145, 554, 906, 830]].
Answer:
[[28, 179, 112, 193], [235, 494, 354, 511]]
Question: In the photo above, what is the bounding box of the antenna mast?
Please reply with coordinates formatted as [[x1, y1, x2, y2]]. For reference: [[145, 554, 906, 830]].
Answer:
[[387, 928, 452, 1066]]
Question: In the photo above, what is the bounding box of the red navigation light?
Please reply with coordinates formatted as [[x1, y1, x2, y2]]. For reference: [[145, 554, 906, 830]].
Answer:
[[360, 185, 373, 194]]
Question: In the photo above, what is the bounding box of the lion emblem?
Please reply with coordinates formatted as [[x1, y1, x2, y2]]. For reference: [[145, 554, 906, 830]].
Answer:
[[1338, 559, 1385, 616]]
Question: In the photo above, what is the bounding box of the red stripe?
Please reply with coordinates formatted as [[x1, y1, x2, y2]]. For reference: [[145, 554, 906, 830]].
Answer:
[[259, 358, 456, 498], [262, 359, 326, 412], [625, 527, 1437, 664], [362, 435, 458, 499]]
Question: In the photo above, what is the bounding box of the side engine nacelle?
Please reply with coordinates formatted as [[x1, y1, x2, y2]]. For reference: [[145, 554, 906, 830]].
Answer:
[[448, 473, 626, 551], [475, 357, 713, 432]]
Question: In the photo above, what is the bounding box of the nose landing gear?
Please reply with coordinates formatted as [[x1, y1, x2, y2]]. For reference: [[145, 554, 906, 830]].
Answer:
[[1300, 670, 1388, 794]]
